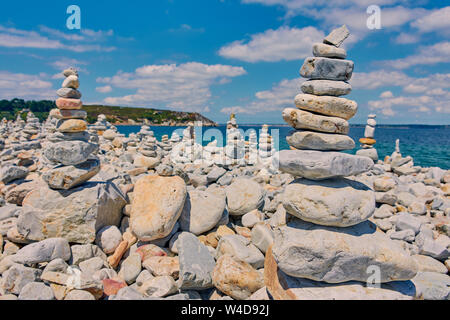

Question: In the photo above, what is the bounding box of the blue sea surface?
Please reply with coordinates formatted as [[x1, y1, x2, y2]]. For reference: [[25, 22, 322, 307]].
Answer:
[[117, 125, 450, 169]]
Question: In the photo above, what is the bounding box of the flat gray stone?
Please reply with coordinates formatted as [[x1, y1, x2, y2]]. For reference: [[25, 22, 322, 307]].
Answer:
[[178, 232, 216, 290], [313, 42, 347, 59], [18, 282, 55, 300], [44, 141, 98, 166], [1, 264, 42, 295], [301, 79, 351, 96], [0, 165, 28, 184], [323, 25, 350, 47], [56, 87, 82, 99], [18, 182, 126, 244], [12, 238, 71, 265], [42, 158, 100, 190], [287, 130, 355, 151], [295, 94, 357, 120], [276, 150, 373, 180], [272, 219, 418, 283], [300, 57, 354, 81]]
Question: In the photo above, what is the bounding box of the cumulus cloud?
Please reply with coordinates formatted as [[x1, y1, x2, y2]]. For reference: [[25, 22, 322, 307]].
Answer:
[[221, 78, 303, 114], [97, 62, 246, 111], [411, 6, 450, 34], [218, 26, 323, 62], [96, 85, 112, 93], [0, 25, 116, 52], [0, 71, 54, 100], [381, 41, 450, 69]]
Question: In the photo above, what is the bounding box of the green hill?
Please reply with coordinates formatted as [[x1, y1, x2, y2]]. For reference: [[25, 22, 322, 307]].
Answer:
[[0, 98, 217, 126]]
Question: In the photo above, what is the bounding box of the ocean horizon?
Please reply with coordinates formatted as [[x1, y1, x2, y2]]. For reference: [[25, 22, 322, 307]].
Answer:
[[117, 124, 450, 169]]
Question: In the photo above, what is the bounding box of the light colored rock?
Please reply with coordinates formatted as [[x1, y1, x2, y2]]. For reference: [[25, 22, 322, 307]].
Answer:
[[18, 282, 55, 300], [42, 159, 100, 190], [225, 178, 264, 216], [287, 130, 355, 151], [282, 108, 349, 134], [295, 93, 357, 120], [212, 254, 264, 300], [12, 238, 71, 265], [300, 57, 354, 81], [56, 87, 81, 99], [283, 178, 375, 227], [412, 272, 450, 300], [216, 235, 264, 269], [64, 290, 96, 300], [130, 175, 186, 241], [396, 214, 422, 234], [57, 119, 87, 133], [142, 256, 179, 278], [242, 210, 264, 228], [178, 232, 216, 290], [373, 176, 396, 192], [43, 141, 97, 166], [0, 165, 28, 184], [95, 226, 122, 254], [312, 43, 347, 59], [18, 182, 126, 244], [412, 255, 448, 274], [356, 148, 378, 162], [272, 219, 418, 283], [179, 189, 226, 235], [276, 150, 373, 180], [120, 253, 142, 284], [133, 155, 160, 169], [55, 98, 82, 110], [62, 75, 79, 89], [323, 25, 350, 47], [1, 264, 42, 295], [79, 257, 104, 274], [251, 223, 273, 254], [139, 276, 178, 298]]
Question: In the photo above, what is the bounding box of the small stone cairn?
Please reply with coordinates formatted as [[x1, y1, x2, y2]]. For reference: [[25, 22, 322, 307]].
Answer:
[[273, 26, 418, 287], [42, 67, 100, 190], [356, 114, 378, 161]]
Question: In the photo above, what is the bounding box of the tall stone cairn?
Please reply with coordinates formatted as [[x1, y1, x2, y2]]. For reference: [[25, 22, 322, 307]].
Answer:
[[42, 67, 100, 190], [273, 25, 418, 285]]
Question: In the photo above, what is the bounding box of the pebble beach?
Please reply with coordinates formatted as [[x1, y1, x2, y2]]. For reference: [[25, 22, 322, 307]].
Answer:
[[0, 26, 449, 301]]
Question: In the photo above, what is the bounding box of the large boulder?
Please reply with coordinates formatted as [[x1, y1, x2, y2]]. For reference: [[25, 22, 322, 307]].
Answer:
[[130, 175, 186, 241], [43, 141, 98, 166], [272, 219, 418, 284], [179, 189, 226, 235], [282, 178, 375, 227], [276, 150, 373, 180], [17, 182, 126, 244], [225, 178, 264, 216]]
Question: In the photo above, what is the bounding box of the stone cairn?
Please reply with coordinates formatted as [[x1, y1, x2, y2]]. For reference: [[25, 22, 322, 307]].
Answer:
[[42, 68, 100, 190], [21, 112, 41, 142], [225, 114, 245, 165], [258, 124, 274, 166], [158, 134, 172, 156], [273, 26, 418, 288], [356, 114, 378, 161]]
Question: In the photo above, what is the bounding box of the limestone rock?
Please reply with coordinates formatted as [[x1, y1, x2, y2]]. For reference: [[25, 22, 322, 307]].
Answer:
[[12, 238, 71, 265], [225, 178, 264, 216], [272, 219, 418, 283], [18, 182, 126, 244], [283, 178, 375, 227], [287, 130, 355, 151], [295, 94, 357, 120], [313, 43, 347, 59], [300, 57, 354, 81], [283, 108, 349, 134], [130, 175, 186, 241], [212, 254, 264, 300], [42, 158, 100, 190], [301, 79, 351, 96], [43, 141, 98, 166]]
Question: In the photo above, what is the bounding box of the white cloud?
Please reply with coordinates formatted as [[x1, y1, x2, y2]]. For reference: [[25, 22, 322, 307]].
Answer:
[[411, 6, 450, 34], [96, 85, 112, 93], [222, 78, 302, 114], [380, 91, 394, 98], [97, 62, 246, 111], [382, 41, 450, 69], [218, 26, 324, 62], [0, 25, 116, 52], [220, 106, 253, 115], [351, 70, 410, 89], [394, 32, 419, 44], [0, 71, 54, 100], [168, 24, 205, 33]]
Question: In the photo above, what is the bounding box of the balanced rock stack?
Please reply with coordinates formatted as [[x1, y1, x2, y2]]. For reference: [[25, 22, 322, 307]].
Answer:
[[158, 134, 172, 156], [21, 112, 41, 142], [273, 26, 418, 290], [225, 114, 245, 165], [258, 125, 274, 166], [356, 114, 378, 161], [42, 68, 100, 190], [133, 134, 160, 169]]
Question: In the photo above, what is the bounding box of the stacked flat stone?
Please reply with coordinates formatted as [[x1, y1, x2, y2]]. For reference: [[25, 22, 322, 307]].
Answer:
[[138, 125, 154, 140], [21, 112, 41, 142], [258, 125, 274, 166], [225, 114, 245, 165], [273, 26, 418, 287], [125, 133, 139, 153], [158, 134, 172, 156], [42, 68, 100, 190], [356, 114, 378, 161]]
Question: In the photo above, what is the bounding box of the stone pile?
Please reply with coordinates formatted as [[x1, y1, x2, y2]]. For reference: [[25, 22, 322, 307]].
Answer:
[[274, 26, 419, 292], [356, 114, 378, 161], [258, 125, 274, 167], [158, 134, 172, 156], [42, 68, 100, 190], [133, 134, 160, 169], [21, 112, 41, 142], [224, 114, 245, 165]]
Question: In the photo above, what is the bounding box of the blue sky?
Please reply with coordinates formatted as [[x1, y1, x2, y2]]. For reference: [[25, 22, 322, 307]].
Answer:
[[0, 0, 449, 124]]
